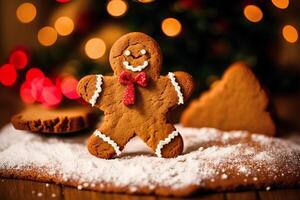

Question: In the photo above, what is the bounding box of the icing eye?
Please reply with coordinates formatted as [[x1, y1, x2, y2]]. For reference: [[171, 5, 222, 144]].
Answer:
[[140, 49, 147, 55], [124, 50, 131, 56]]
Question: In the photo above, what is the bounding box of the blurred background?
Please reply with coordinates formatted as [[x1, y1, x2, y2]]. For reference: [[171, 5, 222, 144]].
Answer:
[[0, 0, 299, 133]]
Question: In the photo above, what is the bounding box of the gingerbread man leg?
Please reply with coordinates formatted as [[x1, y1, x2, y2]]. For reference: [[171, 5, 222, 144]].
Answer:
[[137, 123, 183, 158], [88, 123, 135, 159]]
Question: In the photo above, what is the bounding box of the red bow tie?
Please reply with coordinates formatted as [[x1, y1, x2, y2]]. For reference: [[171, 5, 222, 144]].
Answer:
[[119, 71, 148, 106]]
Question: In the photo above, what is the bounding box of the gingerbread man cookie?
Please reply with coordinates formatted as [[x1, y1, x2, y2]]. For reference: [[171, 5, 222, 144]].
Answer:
[[77, 32, 195, 159]]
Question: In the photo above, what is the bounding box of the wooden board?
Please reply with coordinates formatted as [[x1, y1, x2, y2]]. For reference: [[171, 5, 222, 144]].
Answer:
[[0, 178, 299, 200]]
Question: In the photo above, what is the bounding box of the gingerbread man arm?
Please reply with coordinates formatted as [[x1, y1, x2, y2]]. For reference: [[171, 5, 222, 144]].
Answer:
[[77, 75, 116, 110], [172, 71, 195, 101], [165, 71, 195, 108]]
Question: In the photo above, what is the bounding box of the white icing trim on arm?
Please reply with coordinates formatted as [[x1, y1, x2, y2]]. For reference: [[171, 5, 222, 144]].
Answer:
[[168, 72, 184, 105], [89, 74, 103, 107], [94, 130, 121, 156], [155, 130, 179, 158], [123, 61, 148, 72]]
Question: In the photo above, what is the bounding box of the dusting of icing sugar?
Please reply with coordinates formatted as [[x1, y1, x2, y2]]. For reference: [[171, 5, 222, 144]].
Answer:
[[51, 193, 56, 198], [83, 182, 89, 187], [221, 174, 228, 179], [89, 74, 103, 107], [168, 72, 184, 105], [94, 130, 121, 156], [155, 130, 179, 157], [0, 124, 300, 192], [37, 192, 43, 197], [238, 166, 250, 175]]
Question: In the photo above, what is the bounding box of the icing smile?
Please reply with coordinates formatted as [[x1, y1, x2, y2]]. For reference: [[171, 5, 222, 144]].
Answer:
[[123, 60, 149, 72], [123, 49, 149, 72]]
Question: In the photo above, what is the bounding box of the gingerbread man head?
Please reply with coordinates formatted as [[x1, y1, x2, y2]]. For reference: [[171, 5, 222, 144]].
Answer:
[[109, 32, 162, 81], [77, 32, 195, 159]]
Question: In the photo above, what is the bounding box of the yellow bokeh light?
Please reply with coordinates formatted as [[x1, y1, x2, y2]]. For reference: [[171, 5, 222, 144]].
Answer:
[[271, 0, 289, 9], [282, 25, 298, 43], [37, 26, 58, 46], [16, 3, 37, 23], [161, 18, 182, 37], [85, 38, 106, 59], [107, 0, 128, 17], [54, 16, 74, 36], [243, 5, 263, 23]]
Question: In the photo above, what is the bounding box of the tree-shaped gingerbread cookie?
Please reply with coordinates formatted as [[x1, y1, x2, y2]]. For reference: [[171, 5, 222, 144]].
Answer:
[[77, 32, 195, 159]]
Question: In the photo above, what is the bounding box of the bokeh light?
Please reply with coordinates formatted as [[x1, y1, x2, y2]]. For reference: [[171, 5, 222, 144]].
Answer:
[[243, 5, 263, 23], [282, 25, 298, 43], [61, 76, 80, 99], [42, 86, 63, 106], [9, 50, 28, 69], [107, 0, 128, 17], [54, 16, 75, 36], [16, 3, 37, 23], [161, 18, 182, 37], [0, 64, 17, 86], [31, 77, 53, 103], [56, 0, 71, 3], [26, 68, 44, 81], [20, 81, 35, 104], [271, 0, 289, 9], [85, 38, 106, 59], [37, 26, 58, 46]]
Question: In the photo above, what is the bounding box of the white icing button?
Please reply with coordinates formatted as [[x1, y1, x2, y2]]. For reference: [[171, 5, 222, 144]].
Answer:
[[89, 74, 103, 107], [94, 130, 122, 156], [124, 50, 131, 56], [140, 49, 146, 55], [168, 72, 184, 105], [155, 130, 179, 158]]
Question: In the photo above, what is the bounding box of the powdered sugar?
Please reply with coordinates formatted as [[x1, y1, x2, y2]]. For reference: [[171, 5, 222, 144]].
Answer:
[[0, 124, 300, 193]]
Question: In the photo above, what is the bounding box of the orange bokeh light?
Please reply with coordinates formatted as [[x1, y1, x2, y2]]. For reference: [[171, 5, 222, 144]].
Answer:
[[85, 38, 106, 59], [271, 0, 289, 9], [54, 16, 74, 36], [282, 25, 298, 43], [37, 26, 58, 46], [161, 18, 182, 37], [107, 0, 128, 17], [16, 3, 37, 23], [243, 5, 263, 23]]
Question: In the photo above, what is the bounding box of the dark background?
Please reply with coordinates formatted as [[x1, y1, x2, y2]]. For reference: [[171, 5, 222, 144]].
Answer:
[[0, 0, 299, 132]]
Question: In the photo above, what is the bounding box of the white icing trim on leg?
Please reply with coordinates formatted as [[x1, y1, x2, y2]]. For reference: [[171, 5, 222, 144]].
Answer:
[[168, 72, 184, 105], [89, 74, 103, 107], [94, 130, 121, 156], [155, 130, 179, 158]]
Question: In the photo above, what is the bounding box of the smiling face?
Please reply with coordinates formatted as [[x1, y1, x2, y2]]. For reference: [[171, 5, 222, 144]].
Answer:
[[109, 32, 162, 80]]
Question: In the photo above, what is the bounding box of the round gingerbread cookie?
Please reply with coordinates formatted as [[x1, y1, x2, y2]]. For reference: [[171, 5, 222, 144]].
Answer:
[[11, 105, 97, 133]]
